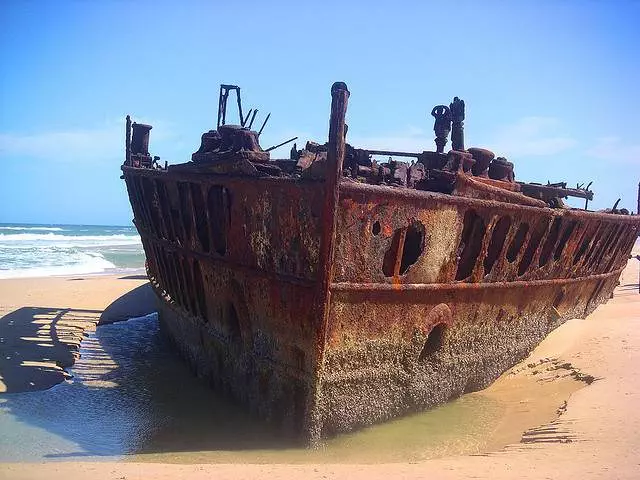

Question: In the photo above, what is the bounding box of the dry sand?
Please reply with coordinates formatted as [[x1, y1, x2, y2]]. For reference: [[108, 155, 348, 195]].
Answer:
[[1, 247, 639, 479], [0, 274, 154, 393]]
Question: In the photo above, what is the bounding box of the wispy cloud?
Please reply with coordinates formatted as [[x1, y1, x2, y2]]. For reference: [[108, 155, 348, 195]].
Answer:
[[485, 117, 577, 157], [0, 118, 172, 162], [349, 126, 431, 153], [585, 136, 640, 165]]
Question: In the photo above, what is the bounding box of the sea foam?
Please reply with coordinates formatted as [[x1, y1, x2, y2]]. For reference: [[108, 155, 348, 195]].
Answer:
[[0, 224, 144, 278]]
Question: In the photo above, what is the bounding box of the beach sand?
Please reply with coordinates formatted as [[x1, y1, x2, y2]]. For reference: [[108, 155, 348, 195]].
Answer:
[[1, 246, 639, 479], [0, 274, 154, 393]]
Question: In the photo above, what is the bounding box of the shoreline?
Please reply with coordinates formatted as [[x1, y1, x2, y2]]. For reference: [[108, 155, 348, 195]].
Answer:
[[0, 266, 146, 281], [1, 247, 639, 478]]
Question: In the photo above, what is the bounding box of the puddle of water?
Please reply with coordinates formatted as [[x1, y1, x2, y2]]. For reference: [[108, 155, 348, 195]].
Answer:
[[0, 314, 580, 463]]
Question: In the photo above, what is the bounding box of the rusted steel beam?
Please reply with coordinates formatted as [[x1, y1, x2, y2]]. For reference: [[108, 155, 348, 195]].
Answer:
[[366, 149, 422, 158], [518, 182, 594, 201], [330, 265, 624, 292], [311, 81, 350, 442], [247, 109, 259, 129], [339, 181, 639, 224], [318, 82, 350, 290], [138, 231, 317, 288], [257, 112, 271, 137], [265, 136, 298, 152]]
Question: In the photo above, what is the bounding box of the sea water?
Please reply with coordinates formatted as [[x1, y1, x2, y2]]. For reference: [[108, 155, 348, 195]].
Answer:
[[0, 314, 506, 463], [0, 223, 145, 279]]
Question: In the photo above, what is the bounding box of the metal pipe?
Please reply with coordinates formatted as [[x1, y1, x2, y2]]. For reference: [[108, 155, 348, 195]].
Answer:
[[248, 109, 259, 129], [366, 149, 422, 158], [258, 113, 271, 137], [265, 136, 298, 152], [236, 87, 243, 128], [242, 109, 253, 127], [217, 86, 227, 128]]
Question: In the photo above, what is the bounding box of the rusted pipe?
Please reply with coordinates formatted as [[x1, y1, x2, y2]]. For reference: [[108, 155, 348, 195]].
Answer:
[[330, 266, 624, 292], [242, 109, 253, 127], [367, 149, 422, 158], [258, 113, 271, 137], [265, 136, 298, 152], [248, 109, 259, 129]]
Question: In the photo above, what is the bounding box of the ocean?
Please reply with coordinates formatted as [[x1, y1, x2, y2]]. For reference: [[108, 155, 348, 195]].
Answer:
[[0, 223, 145, 279]]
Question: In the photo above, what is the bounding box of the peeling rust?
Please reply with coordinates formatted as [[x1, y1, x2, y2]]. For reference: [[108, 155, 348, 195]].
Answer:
[[121, 82, 640, 445]]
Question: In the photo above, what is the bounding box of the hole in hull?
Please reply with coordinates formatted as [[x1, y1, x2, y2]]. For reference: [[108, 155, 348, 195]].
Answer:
[[207, 186, 230, 256], [382, 221, 426, 277], [400, 222, 425, 275], [419, 323, 447, 361], [506, 223, 529, 263], [178, 182, 193, 240], [518, 217, 550, 276], [190, 184, 211, 252], [455, 210, 486, 280], [539, 217, 563, 267], [192, 260, 208, 321], [484, 216, 511, 275], [554, 220, 577, 261]]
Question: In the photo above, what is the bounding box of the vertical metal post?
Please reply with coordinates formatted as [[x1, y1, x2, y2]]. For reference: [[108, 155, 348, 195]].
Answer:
[[125, 115, 131, 166], [309, 81, 350, 445], [236, 87, 244, 127], [320, 81, 350, 287], [217, 86, 226, 128]]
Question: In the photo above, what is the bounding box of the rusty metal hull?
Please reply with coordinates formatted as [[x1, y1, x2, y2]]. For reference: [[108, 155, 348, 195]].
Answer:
[[319, 182, 636, 436], [122, 164, 639, 444]]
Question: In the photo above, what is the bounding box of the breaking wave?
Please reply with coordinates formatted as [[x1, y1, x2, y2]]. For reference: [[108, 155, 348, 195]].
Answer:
[[0, 226, 65, 231], [0, 233, 141, 247], [0, 251, 118, 279], [0, 224, 144, 278]]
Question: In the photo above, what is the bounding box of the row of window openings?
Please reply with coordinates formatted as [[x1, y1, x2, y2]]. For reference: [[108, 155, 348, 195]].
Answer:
[[131, 176, 230, 256], [147, 243, 208, 321], [455, 212, 631, 281], [373, 211, 633, 281]]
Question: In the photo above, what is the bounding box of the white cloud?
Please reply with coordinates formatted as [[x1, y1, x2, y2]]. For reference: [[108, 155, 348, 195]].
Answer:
[[349, 126, 431, 153], [485, 117, 577, 157], [0, 118, 172, 163], [585, 136, 640, 165]]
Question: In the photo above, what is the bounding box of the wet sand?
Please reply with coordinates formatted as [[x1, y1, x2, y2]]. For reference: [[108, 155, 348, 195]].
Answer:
[[1, 246, 639, 479]]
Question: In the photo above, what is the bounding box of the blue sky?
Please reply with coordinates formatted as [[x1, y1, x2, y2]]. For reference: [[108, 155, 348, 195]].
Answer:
[[1, 1, 638, 225]]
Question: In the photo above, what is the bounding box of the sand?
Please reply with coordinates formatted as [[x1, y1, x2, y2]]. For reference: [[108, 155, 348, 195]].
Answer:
[[1, 247, 639, 479], [0, 274, 154, 393]]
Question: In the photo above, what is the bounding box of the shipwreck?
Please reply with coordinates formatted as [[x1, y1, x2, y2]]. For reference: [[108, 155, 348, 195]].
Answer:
[[121, 82, 640, 444]]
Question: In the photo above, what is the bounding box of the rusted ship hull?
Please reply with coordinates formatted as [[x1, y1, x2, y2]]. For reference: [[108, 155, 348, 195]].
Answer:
[[122, 83, 640, 444]]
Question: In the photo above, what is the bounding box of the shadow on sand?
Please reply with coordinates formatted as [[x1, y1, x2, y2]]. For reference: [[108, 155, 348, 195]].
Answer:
[[0, 283, 156, 393]]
